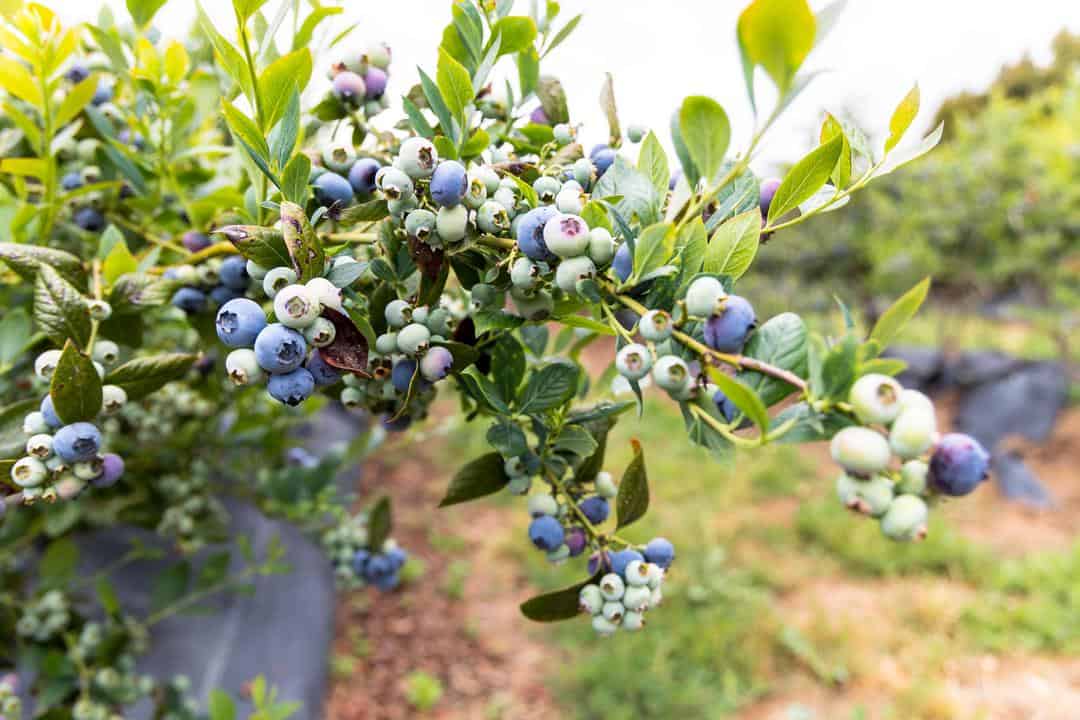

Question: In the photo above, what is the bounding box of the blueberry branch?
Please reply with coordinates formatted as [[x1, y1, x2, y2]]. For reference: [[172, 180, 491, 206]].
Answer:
[[687, 404, 758, 448]]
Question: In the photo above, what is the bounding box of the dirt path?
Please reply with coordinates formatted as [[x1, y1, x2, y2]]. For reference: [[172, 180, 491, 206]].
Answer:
[[323, 437, 560, 720]]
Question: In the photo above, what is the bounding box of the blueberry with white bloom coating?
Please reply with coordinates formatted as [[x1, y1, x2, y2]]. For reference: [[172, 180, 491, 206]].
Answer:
[[684, 276, 726, 318], [643, 538, 675, 569], [26, 434, 53, 459], [476, 200, 510, 234], [396, 323, 431, 356], [40, 396, 62, 429], [306, 351, 343, 386], [430, 161, 468, 207], [262, 266, 298, 298], [555, 256, 596, 294], [639, 310, 672, 342], [92, 340, 119, 366], [323, 145, 357, 174], [543, 213, 590, 258], [420, 346, 453, 381], [396, 137, 438, 179], [24, 411, 50, 435], [12, 457, 48, 488], [652, 355, 692, 397], [53, 422, 102, 463], [253, 323, 307, 373], [314, 172, 354, 207], [216, 298, 267, 348], [592, 615, 618, 635], [850, 373, 904, 426], [35, 350, 63, 380], [306, 277, 344, 311], [553, 123, 574, 145], [587, 227, 615, 265], [880, 494, 929, 542], [267, 367, 316, 406], [579, 584, 603, 614], [375, 332, 398, 355], [273, 284, 321, 328], [599, 573, 625, 601], [101, 385, 127, 414], [615, 343, 652, 380], [436, 204, 468, 244], [571, 157, 594, 187], [602, 601, 625, 624], [226, 349, 263, 386], [510, 257, 541, 290], [384, 299, 412, 328], [830, 426, 891, 476], [528, 494, 559, 517], [405, 209, 437, 242], [622, 610, 645, 631], [533, 176, 561, 203], [375, 166, 414, 200], [703, 295, 756, 353], [928, 433, 990, 497], [528, 516, 564, 551], [304, 317, 337, 348], [516, 205, 559, 261]]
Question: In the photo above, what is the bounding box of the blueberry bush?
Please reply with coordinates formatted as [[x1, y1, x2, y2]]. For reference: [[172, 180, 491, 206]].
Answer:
[[0, 0, 993, 714]]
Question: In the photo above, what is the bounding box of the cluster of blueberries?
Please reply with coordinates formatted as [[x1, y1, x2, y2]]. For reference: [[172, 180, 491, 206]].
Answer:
[[520, 469, 621, 563], [213, 254, 358, 406], [8, 349, 126, 506], [578, 538, 675, 635], [327, 41, 392, 117], [342, 298, 456, 430], [831, 373, 990, 541], [322, 512, 408, 592], [614, 275, 756, 410], [167, 240, 252, 315]]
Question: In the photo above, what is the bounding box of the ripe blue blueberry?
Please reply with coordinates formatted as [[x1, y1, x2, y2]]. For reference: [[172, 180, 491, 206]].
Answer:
[[182, 231, 212, 252], [216, 298, 266, 347], [253, 323, 307, 373], [363, 66, 388, 99], [759, 177, 782, 218], [348, 157, 382, 196], [579, 496, 610, 524], [643, 537, 675, 569], [929, 433, 990, 496], [703, 295, 756, 353], [528, 515, 565, 551], [74, 207, 106, 232], [391, 358, 418, 393], [95, 453, 124, 488], [65, 62, 90, 83], [565, 526, 587, 557], [420, 346, 453, 382], [61, 171, 83, 191], [608, 548, 644, 577], [53, 422, 102, 463], [267, 367, 316, 406], [40, 396, 62, 429], [306, 351, 343, 386], [713, 389, 739, 423], [430, 161, 468, 207], [612, 243, 632, 282], [313, 172, 354, 208], [218, 255, 250, 290], [589, 144, 616, 176], [331, 71, 366, 107], [516, 205, 559, 261], [529, 106, 550, 125]]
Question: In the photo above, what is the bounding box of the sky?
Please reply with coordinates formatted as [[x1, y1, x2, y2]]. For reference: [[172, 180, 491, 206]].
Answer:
[[55, 0, 1080, 172]]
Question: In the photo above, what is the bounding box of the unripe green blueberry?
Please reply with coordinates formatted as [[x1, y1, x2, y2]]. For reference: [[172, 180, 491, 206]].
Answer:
[[626, 124, 646, 143], [599, 572, 625, 601], [889, 408, 937, 460], [684, 276, 726, 318], [476, 200, 510, 234], [93, 361, 105, 379], [579, 584, 603, 614], [405, 208, 437, 242], [12, 456, 48, 487], [533, 175, 561, 203], [396, 323, 431, 355], [849, 474, 894, 516], [622, 610, 644, 631], [547, 544, 571, 563], [92, 340, 119, 366], [425, 307, 453, 336], [73, 457, 105, 481], [384, 299, 413, 328], [898, 389, 935, 416], [511, 288, 554, 320], [898, 459, 929, 495], [595, 470, 617, 498], [880, 494, 929, 542], [274, 284, 320, 328], [587, 227, 615, 266], [622, 585, 651, 611], [197, 262, 220, 286], [436, 204, 468, 244], [555, 186, 585, 214], [35, 350, 62, 380], [473, 165, 500, 194], [172, 264, 199, 285], [341, 386, 364, 411], [527, 494, 559, 517], [246, 260, 269, 281], [387, 195, 419, 220], [225, 348, 263, 386], [591, 614, 618, 635], [396, 136, 438, 179], [463, 173, 489, 209], [101, 384, 127, 414], [306, 277, 344, 310], [510, 256, 541, 290], [26, 433, 53, 459], [615, 343, 652, 380], [262, 266, 298, 298], [624, 560, 650, 586], [507, 475, 532, 495], [849, 373, 904, 426], [304, 317, 337, 347], [646, 563, 664, 589], [652, 355, 692, 396], [470, 283, 499, 310], [504, 456, 527, 477], [830, 426, 891, 475], [375, 166, 414, 200], [601, 600, 625, 624], [639, 310, 673, 342], [492, 186, 518, 214], [553, 123, 574, 145], [544, 213, 591, 258], [555, 256, 596, 294], [322, 144, 356, 174], [23, 411, 50, 436], [572, 157, 594, 187]]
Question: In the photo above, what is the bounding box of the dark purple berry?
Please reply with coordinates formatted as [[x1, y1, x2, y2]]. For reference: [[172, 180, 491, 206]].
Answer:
[[929, 433, 990, 496]]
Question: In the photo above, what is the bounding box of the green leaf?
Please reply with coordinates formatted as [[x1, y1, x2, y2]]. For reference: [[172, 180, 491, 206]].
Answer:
[[462, 368, 511, 414], [439, 452, 510, 507], [491, 335, 526, 400], [737, 0, 816, 93], [0, 307, 30, 366], [367, 496, 392, 552], [594, 156, 661, 227], [678, 96, 730, 182], [127, 0, 168, 27], [869, 278, 930, 350], [555, 313, 614, 336], [0, 55, 42, 106], [103, 236, 138, 286], [215, 226, 292, 268], [737, 312, 808, 406], [50, 341, 103, 424], [704, 208, 761, 280], [675, 218, 708, 289], [197, 3, 254, 99], [258, 49, 312, 131], [96, 577, 121, 617], [537, 76, 570, 125], [542, 13, 582, 58], [876, 122, 944, 177], [208, 690, 238, 720], [104, 353, 199, 400], [819, 113, 852, 189], [460, 128, 490, 158], [491, 16, 537, 55], [233, 0, 268, 23], [599, 72, 620, 146], [402, 96, 435, 139], [615, 442, 648, 529], [553, 424, 598, 457], [517, 47, 539, 98], [336, 198, 389, 225], [436, 47, 473, 126], [637, 131, 670, 199], [820, 334, 858, 400], [152, 561, 191, 613], [34, 265, 91, 349], [487, 421, 528, 458], [279, 201, 326, 281], [40, 538, 79, 588], [281, 152, 310, 205], [885, 84, 920, 154], [517, 363, 580, 414], [292, 6, 342, 51], [707, 367, 770, 431], [520, 572, 601, 622], [766, 133, 843, 223], [222, 100, 277, 186], [418, 67, 456, 142], [55, 73, 99, 127], [630, 222, 675, 283], [270, 89, 301, 170], [0, 242, 86, 287]]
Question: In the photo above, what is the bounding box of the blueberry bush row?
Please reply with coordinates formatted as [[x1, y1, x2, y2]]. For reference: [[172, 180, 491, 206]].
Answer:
[[0, 0, 990, 713]]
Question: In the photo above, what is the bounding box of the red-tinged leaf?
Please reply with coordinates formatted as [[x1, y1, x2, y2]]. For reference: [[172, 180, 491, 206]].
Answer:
[[318, 307, 370, 376]]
